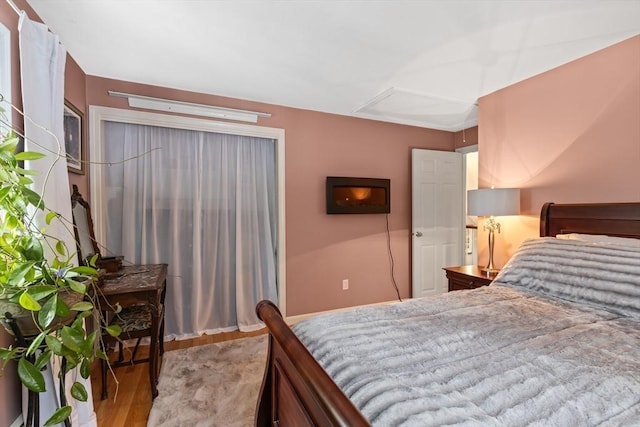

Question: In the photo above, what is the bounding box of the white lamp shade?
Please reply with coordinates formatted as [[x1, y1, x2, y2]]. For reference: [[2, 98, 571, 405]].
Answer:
[[467, 188, 520, 217]]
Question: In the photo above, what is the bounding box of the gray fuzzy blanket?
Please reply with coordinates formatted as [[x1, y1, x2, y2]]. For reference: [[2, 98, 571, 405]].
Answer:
[[293, 238, 640, 426]]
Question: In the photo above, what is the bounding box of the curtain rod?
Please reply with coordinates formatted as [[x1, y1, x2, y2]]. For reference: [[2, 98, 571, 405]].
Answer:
[[108, 91, 272, 123], [6, 0, 20, 15], [5, 1, 55, 34]]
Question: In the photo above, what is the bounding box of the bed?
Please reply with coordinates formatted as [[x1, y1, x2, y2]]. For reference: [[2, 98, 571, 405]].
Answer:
[[255, 202, 640, 426]]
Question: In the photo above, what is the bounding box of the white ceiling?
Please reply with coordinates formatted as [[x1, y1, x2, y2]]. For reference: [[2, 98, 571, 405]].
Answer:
[[26, 0, 640, 131]]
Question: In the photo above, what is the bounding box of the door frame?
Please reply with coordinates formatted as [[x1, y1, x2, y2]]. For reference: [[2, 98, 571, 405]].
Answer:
[[458, 144, 479, 265], [88, 106, 287, 316]]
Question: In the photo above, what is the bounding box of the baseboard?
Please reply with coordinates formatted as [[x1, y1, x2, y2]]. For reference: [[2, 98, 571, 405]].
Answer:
[[10, 414, 23, 427], [284, 298, 401, 325]]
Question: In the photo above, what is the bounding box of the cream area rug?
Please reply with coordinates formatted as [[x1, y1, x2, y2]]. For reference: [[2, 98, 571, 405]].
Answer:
[[147, 335, 268, 427]]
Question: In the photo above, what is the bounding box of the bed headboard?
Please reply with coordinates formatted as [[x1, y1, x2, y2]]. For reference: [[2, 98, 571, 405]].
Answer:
[[540, 202, 640, 239]]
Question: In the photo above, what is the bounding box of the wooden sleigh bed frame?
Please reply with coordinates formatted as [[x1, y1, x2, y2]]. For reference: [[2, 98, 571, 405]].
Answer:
[[255, 202, 640, 427]]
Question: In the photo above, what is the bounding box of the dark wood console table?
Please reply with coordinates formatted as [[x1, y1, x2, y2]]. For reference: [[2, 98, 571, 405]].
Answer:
[[97, 263, 167, 398]]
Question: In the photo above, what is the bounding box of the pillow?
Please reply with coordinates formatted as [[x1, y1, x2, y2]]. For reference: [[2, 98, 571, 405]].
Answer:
[[494, 237, 640, 317], [556, 233, 640, 248]]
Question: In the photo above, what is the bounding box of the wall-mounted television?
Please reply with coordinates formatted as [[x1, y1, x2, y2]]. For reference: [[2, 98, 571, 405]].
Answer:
[[326, 176, 390, 214]]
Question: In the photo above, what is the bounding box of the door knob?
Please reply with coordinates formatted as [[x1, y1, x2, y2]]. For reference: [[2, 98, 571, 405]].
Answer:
[[414, 231, 423, 237]]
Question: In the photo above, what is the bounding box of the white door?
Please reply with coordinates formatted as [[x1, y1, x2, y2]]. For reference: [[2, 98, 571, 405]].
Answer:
[[411, 149, 464, 298]]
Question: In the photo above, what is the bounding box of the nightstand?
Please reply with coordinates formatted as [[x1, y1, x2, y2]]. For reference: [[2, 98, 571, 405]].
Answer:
[[443, 265, 497, 291]]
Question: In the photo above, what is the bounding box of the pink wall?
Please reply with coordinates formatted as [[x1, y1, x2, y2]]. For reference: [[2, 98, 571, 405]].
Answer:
[[453, 126, 478, 149], [86, 77, 454, 315], [477, 35, 640, 267], [65, 56, 90, 197]]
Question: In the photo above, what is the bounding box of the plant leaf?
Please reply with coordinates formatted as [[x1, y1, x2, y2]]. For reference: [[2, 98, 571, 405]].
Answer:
[[7, 262, 35, 286], [4, 213, 19, 230], [70, 301, 93, 312], [105, 324, 121, 337], [45, 335, 63, 355], [26, 331, 48, 357], [18, 358, 45, 392], [41, 266, 55, 286], [80, 358, 91, 379], [77, 310, 91, 320], [56, 298, 71, 318], [71, 315, 85, 330], [25, 285, 57, 302], [17, 175, 34, 185], [60, 325, 84, 353], [70, 381, 88, 402], [52, 257, 64, 270], [0, 347, 18, 360], [89, 253, 100, 267], [64, 353, 80, 371], [19, 291, 41, 311], [55, 239, 66, 256], [77, 330, 95, 358], [22, 236, 44, 261], [67, 278, 88, 294], [15, 151, 46, 161], [96, 348, 107, 360], [0, 185, 11, 200], [34, 350, 52, 371], [0, 133, 19, 151], [45, 211, 58, 224], [39, 294, 58, 328], [21, 187, 45, 210], [69, 266, 97, 276], [15, 166, 38, 176], [44, 406, 72, 426]]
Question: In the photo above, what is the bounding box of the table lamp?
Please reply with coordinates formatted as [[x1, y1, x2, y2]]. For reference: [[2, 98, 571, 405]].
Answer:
[[467, 187, 520, 274]]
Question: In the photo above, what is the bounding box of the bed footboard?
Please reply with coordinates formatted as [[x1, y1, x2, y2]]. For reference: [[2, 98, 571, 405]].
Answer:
[[255, 300, 370, 427]]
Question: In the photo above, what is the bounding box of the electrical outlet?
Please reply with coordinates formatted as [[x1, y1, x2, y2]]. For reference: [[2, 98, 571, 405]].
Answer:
[[342, 279, 349, 290]]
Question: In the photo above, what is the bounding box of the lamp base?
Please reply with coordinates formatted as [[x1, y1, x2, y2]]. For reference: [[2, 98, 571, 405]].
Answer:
[[480, 266, 500, 276]]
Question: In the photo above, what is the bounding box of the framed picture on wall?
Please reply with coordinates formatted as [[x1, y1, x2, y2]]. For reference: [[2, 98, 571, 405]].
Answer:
[[63, 100, 84, 174]]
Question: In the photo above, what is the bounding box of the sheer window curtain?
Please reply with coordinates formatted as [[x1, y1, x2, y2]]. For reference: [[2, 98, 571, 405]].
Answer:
[[102, 122, 278, 338]]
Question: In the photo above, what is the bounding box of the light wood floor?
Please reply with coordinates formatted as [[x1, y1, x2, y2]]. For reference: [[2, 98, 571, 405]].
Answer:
[[91, 329, 266, 427]]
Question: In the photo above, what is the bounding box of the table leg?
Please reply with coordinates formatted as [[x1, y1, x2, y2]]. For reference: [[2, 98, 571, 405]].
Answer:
[[149, 305, 159, 399]]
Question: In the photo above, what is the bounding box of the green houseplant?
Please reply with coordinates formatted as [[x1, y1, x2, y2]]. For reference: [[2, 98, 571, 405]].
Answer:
[[0, 107, 120, 426]]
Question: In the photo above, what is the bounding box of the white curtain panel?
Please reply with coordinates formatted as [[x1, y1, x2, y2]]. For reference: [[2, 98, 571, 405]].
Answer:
[[19, 13, 75, 262], [103, 122, 278, 338], [19, 12, 97, 427]]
